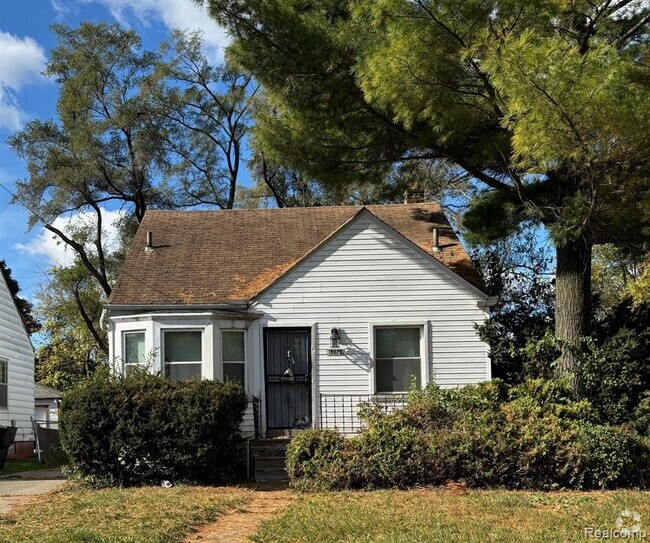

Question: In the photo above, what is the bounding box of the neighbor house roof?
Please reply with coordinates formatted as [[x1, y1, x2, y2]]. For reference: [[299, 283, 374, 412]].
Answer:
[[34, 383, 62, 400], [108, 204, 485, 306]]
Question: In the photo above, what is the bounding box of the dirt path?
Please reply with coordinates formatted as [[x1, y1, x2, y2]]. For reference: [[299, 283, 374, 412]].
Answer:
[[185, 488, 294, 543]]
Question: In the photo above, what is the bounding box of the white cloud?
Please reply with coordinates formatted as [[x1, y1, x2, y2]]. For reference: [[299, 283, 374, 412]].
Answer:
[[49, 0, 71, 17], [0, 86, 22, 130], [84, 0, 229, 62], [0, 31, 47, 130], [13, 208, 125, 268], [0, 31, 47, 90]]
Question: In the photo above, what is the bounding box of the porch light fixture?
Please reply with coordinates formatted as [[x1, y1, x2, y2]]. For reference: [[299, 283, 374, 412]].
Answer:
[[327, 328, 345, 356], [330, 328, 340, 349]]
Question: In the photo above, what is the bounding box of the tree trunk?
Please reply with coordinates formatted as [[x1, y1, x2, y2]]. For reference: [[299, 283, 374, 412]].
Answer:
[[555, 235, 592, 379]]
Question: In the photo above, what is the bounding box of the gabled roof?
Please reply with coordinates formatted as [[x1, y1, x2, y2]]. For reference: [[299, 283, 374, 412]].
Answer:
[[108, 203, 485, 307], [35, 383, 62, 400], [0, 265, 34, 350]]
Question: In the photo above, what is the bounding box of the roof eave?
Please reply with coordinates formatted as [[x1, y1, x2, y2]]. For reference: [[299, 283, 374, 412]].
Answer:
[[105, 301, 249, 311]]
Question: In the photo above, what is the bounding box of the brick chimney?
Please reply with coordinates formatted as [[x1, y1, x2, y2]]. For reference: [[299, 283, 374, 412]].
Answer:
[[404, 187, 425, 204]]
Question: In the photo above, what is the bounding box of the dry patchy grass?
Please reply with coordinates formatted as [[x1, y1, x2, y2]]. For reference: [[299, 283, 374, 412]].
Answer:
[[252, 489, 650, 543], [0, 483, 251, 543]]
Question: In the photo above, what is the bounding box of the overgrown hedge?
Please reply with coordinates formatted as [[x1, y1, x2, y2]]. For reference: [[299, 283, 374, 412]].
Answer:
[[287, 379, 650, 491], [60, 372, 248, 486]]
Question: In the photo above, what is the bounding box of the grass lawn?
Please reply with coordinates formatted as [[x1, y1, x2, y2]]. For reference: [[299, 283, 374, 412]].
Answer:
[[1, 454, 66, 475], [253, 489, 650, 543], [0, 484, 251, 543], [0, 458, 43, 475]]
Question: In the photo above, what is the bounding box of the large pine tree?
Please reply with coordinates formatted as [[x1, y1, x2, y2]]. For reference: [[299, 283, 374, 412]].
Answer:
[[203, 0, 650, 376]]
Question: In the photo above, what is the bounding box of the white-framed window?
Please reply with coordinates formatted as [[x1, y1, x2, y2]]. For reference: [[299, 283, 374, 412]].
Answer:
[[222, 330, 245, 386], [163, 330, 202, 381], [123, 331, 146, 375], [374, 326, 422, 393], [0, 358, 7, 409]]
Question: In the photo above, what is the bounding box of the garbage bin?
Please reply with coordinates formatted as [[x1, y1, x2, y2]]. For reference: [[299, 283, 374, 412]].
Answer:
[[0, 426, 17, 471]]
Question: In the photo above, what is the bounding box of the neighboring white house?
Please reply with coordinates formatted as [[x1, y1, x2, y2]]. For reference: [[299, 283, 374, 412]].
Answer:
[[34, 383, 61, 429], [105, 202, 494, 437], [0, 265, 35, 458]]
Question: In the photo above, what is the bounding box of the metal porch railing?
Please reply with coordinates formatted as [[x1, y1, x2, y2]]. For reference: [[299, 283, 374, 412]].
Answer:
[[252, 395, 262, 440], [318, 393, 408, 434]]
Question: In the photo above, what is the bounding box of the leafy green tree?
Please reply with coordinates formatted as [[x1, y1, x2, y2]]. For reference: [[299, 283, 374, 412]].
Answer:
[[592, 243, 650, 312], [148, 30, 258, 209], [244, 150, 420, 208], [473, 230, 555, 383], [35, 261, 106, 390], [9, 23, 168, 298], [204, 0, 650, 376], [9, 23, 256, 345], [244, 151, 328, 208], [0, 260, 41, 335]]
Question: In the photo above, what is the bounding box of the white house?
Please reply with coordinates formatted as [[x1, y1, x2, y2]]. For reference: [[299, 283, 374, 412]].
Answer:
[[105, 203, 494, 438], [0, 265, 35, 459], [34, 383, 61, 429]]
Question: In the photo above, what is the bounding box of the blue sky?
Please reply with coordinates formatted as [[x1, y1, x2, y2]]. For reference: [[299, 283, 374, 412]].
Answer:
[[0, 0, 229, 300]]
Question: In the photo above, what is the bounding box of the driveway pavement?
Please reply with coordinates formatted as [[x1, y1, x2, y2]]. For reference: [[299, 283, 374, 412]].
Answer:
[[0, 470, 66, 515]]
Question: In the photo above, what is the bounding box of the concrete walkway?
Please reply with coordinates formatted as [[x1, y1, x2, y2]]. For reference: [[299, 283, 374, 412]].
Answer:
[[0, 468, 65, 480], [0, 470, 66, 515]]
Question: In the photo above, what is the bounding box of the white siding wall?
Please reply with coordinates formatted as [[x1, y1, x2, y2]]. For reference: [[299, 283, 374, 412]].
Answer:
[[240, 402, 256, 439], [34, 400, 59, 429], [0, 273, 35, 442], [107, 212, 490, 436], [252, 214, 490, 429]]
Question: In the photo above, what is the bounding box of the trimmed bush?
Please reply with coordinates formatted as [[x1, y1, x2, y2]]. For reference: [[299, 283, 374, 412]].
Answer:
[[288, 378, 650, 491], [286, 429, 346, 490], [60, 371, 248, 486], [634, 391, 650, 436]]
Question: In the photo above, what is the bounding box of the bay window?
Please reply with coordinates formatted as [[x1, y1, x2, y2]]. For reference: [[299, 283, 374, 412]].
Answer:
[[123, 332, 146, 374], [222, 330, 245, 385], [164, 330, 202, 380]]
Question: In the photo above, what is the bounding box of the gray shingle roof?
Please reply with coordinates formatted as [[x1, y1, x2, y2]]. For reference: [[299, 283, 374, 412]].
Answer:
[[35, 383, 62, 400]]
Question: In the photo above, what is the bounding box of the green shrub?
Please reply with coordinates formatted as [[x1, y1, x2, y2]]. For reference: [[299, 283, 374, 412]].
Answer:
[[519, 300, 650, 428], [576, 328, 650, 426], [60, 372, 248, 487], [286, 429, 346, 490], [571, 423, 649, 489], [344, 423, 433, 489], [290, 379, 650, 491], [634, 391, 650, 436]]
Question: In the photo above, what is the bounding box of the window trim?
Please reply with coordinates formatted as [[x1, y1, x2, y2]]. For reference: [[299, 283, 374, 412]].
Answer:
[[162, 328, 204, 380], [369, 322, 428, 394], [122, 330, 147, 374], [221, 329, 246, 388], [0, 357, 7, 410]]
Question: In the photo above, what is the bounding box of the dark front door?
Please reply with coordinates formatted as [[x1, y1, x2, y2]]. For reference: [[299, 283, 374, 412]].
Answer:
[[264, 328, 312, 430]]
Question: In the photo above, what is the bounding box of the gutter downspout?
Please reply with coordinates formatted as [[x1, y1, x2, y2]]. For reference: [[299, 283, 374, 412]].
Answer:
[[99, 308, 109, 331]]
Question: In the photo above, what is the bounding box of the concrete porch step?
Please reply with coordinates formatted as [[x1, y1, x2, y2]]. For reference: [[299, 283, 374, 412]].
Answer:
[[250, 438, 291, 482], [255, 458, 286, 470], [256, 473, 289, 483]]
